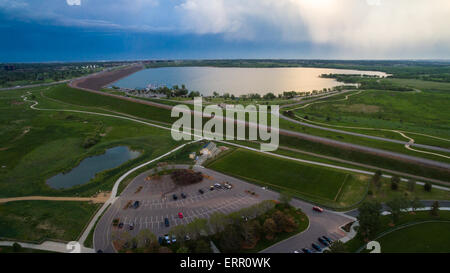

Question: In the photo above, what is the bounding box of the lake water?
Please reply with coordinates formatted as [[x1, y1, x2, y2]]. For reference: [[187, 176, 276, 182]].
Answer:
[[46, 146, 141, 189], [112, 67, 388, 96]]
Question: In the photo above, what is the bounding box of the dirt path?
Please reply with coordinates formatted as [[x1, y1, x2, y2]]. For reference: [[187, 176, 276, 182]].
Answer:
[[0, 192, 111, 204]]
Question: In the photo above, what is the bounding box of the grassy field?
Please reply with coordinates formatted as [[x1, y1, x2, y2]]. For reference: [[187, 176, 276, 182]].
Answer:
[[292, 80, 450, 149], [376, 222, 450, 253], [366, 178, 450, 203], [278, 135, 450, 183], [346, 210, 450, 252], [0, 201, 99, 242], [0, 85, 184, 198], [207, 148, 370, 208]]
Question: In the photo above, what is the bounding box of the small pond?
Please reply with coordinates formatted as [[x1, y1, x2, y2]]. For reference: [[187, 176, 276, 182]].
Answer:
[[47, 146, 141, 189]]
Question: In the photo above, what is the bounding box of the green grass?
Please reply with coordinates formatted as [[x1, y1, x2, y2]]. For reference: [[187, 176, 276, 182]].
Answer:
[[0, 201, 100, 243], [366, 178, 450, 203], [293, 81, 450, 148], [346, 210, 450, 252], [0, 85, 184, 198], [207, 148, 370, 208], [376, 222, 450, 253]]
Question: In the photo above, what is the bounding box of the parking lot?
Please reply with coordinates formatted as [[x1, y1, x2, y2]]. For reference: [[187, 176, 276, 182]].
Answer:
[[94, 165, 266, 251], [93, 164, 353, 253]]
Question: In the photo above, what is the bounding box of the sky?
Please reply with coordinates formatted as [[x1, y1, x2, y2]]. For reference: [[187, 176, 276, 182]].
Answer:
[[0, 0, 449, 62]]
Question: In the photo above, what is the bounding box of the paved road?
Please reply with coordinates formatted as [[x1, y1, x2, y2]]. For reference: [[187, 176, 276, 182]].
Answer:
[[67, 70, 450, 170], [279, 114, 450, 154], [93, 165, 354, 253], [344, 200, 450, 218]]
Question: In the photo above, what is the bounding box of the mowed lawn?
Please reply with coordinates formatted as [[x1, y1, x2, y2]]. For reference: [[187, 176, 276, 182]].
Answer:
[[208, 149, 366, 203], [0, 201, 99, 242], [377, 222, 450, 253]]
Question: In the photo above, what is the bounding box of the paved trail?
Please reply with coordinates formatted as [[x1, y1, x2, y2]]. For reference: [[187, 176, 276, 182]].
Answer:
[[287, 90, 450, 159]]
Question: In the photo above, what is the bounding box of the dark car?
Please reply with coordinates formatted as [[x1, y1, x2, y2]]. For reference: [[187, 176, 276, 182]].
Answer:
[[129, 224, 134, 231], [181, 193, 187, 199], [133, 201, 140, 209], [164, 218, 170, 227], [302, 248, 312, 253], [210, 186, 214, 191], [158, 236, 164, 245], [172, 194, 178, 200], [118, 222, 124, 229], [312, 243, 322, 252], [199, 189, 204, 194], [322, 236, 332, 244], [97, 249, 103, 253], [318, 237, 329, 246]]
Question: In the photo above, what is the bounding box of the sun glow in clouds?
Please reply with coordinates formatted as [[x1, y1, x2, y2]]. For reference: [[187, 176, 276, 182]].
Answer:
[[66, 0, 81, 6]]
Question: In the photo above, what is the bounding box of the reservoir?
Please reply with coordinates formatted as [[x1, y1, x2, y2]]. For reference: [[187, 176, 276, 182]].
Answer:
[[47, 146, 141, 189], [112, 66, 388, 96]]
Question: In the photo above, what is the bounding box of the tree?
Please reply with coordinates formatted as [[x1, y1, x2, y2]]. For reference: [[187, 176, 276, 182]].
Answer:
[[386, 196, 409, 224], [357, 201, 382, 240], [170, 224, 188, 242], [176, 246, 189, 253], [241, 220, 262, 247], [136, 229, 157, 249], [424, 182, 432, 192], [390, 175, 400, 191], [209, 212, 228, 233], [372, 170, 382, 190], [407, 179, 416, 192], [278, 191, 293, 205], [431, 201, 440, 216], [263, 92, 276, 100], [410, 197, 424, 213], [327, 240, 348, 253], [219, 224, 242, 252], [194, 240, 212, 253], [263, 218, 277, 240]]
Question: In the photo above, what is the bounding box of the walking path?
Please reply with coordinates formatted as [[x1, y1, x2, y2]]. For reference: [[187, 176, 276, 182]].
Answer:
[[286, 90, 450, 159], [0, 193, 110, 204]]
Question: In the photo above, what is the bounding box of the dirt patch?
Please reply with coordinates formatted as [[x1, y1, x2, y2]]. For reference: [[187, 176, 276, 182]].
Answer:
[[72, 65, 144, 91], [0, 191, 111, 204]]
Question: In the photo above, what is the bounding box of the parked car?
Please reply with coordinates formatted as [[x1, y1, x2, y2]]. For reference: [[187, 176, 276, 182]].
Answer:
[[312, 243, 322, 252], [214, 183, 222, 189], [293, 250, 299, 253], [210, 186, 215, 191], [181, 193, 187, 199], [302, 248, 312, 253], [173, 194, 178, 200], [178, 212, 184, 219], [322, 236, 333, 244], [133, 201, 140, 209], [171, 235, 177, 243], [223, 183, 232, 189], [313, 206, 324, 213], [164, 234, 171, 244], [118, 222, 124, 229], [129, 223, 134, 231], [158, 236, 164, 245], [164, 218, 170, 227], [184, 235, 191, 241], [318, 237, 329, 246], [199, 189, 204, 194]]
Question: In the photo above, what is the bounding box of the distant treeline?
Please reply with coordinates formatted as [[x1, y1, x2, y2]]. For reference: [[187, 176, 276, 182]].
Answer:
[[0, 62, 131, 87], [144, 59, 450, 83], [321, 74, 414, 92]]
